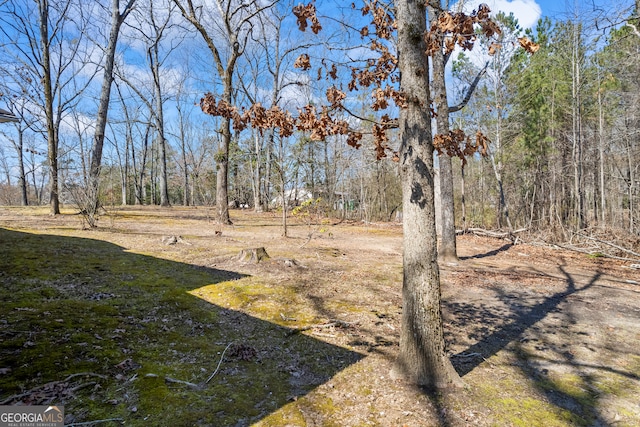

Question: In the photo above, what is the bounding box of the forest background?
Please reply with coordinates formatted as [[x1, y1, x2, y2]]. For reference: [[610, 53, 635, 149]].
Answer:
[[0, 0, 639, 241]]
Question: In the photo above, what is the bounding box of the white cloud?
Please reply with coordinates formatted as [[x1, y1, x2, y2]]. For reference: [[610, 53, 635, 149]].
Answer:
[[454, 0, 542, 29]]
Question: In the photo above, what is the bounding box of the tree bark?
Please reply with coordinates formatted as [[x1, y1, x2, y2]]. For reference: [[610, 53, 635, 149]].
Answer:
[[570, 20, 585, 230], [17, 130, 28, 206], [217, 106, 232, 224], [428, 1, 458, 263], [38, 0, 59, 215], [176, 103, 189, 206], [88, 0, 136, 220], [391, 0, 463, 389], [460, 164, 466, 229], [150, 43, 170, 207]]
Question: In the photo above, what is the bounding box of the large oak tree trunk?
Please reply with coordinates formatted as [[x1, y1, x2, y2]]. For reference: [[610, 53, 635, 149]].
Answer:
[[391, 0, 463, 389]]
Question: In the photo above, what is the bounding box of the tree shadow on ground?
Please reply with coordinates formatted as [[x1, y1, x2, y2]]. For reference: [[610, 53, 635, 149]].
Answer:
[[459, 243, 513, 260], [442, 264, 636, 424], [0, 228, 362, 426]]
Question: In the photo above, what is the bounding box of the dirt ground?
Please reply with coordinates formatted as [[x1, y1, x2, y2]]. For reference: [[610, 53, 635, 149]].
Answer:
[[1, 206, 639, 426]]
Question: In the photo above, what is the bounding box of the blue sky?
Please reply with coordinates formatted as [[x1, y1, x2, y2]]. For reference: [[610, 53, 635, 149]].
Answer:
[[457, 0, 629, 30]]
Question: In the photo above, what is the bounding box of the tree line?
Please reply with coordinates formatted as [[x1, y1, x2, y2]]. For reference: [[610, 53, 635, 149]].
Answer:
[[450, 2, 640, 239], [1, 1, 637, 238], [1, 1, 637, 236]]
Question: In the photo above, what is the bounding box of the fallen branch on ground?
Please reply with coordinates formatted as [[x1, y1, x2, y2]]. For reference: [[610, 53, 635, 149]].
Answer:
[[549, 241, 640, 263], [574, 232, 640, 259], [456, 227, 527, 242], [143, 342, 234, 390], [286, 319, 358, 337], [204, 342, 234, 384]]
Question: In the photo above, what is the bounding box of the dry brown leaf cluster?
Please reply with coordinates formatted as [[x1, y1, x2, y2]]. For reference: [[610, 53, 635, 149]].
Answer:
[[202, 93, 350, 142], [347, 44, 398, 92], [518, 36, 540, 54], [433, 129, 489, 166], [326, 86, 347, 108], [359, 0, 396, 40], [294, 53, 312, 71], [201, 94, 293, 137], [293, 2, 322, 34], [315, 60, 340, 81], [425, 3, 502, 56]]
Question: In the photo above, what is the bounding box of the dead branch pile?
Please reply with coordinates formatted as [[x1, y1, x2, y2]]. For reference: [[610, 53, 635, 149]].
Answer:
[[458, 225, 640, 263], [525, 227, 640, 263]]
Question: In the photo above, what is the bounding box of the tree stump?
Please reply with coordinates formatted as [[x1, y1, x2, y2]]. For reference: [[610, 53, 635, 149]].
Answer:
[[237, 247, 270, 263]]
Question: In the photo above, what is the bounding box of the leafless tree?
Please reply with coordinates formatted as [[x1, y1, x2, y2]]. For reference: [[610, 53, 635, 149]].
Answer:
[[172, 0, 277, 224], [0, 0, 96, 214]]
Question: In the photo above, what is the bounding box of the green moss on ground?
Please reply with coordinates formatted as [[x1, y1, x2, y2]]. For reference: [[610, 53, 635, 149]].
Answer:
[[0, 227, 361, 426]]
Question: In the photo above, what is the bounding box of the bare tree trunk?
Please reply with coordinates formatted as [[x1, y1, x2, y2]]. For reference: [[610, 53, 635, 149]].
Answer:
[[571, 20, 586, 230], [122, 130, 130, 205], [251, 132, 261, 211], [279, 134, 288, 237], [428, 1, 458, 262], [176, 104, 189, 206], [88, 0, 136, 221], [597, 65, 606, 226], [38, 0, 59, 215], [264, 132, 273, 211], [150, 45, 170, 207], [114, 83, 131, 206], [489, 151, 513, 231], [217, 108, 232, 224], [16, 130, 28, 206], [628, 140, 636, 234], [391, 0, 463, 389], [460, 164, 466, 229]]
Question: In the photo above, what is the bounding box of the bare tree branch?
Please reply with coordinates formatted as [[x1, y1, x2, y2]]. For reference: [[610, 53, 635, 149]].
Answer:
[[448, 61, 489, 113]]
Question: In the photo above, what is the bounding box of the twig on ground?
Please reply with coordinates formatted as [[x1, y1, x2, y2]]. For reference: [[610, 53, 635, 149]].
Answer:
[[142, 343, 234, 390], [164, 376, 200, 389], [205, 342, 234, 384], [551, 241, 640, 263], [1, 391, 32, 405], [69, 382, 97, 393], [280, 313, 297, 321], [144, 373, 200, 390], [62, 373, 108, 381], [311, 332, 337, 338]]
